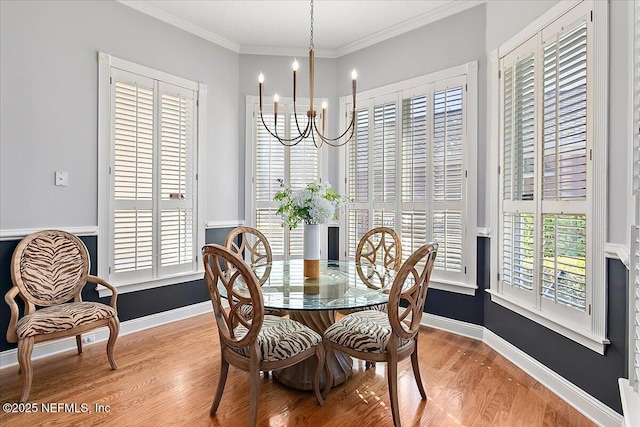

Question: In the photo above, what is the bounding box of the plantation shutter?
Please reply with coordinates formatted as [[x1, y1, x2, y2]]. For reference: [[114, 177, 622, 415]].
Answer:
[[539, 19, 588, 317], [254, 111, 285, 257], [500, 40, 537, 296], [630, 0, 640, 393], [432, 82, 465, 275], [112, 70, 155, 281], [347, 106, 371, 258], [110, 68, 198, 283], [401, 93, 428, 256], [158, 82, 196, 275]]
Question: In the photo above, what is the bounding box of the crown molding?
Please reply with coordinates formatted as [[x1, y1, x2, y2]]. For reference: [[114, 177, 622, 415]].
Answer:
[[116, 0, 240, 53], [334, 0, 485, 57], [117, 0, 485, 59]]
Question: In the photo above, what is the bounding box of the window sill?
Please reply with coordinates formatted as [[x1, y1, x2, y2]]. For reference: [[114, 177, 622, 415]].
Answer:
[[619, 379, 640, 427], [97, 270, 205, 298], [430, 279, 477, 296], [486, 289, 609, 354]]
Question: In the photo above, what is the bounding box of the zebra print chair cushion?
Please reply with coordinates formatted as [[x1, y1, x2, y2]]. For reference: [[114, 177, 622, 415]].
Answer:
[[16, 302, 117, 339], [232, 315, 322, 362], [238, 304, 288, 320], [324, 310, 412, 353]]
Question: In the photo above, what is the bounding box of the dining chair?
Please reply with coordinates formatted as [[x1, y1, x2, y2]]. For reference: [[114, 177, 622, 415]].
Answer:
[[202, 244, 325, 426], [225, 226, 287, 319], [343, 226, 402, 315], [5, 230, 120, 402], [322, 242, 438, 427]]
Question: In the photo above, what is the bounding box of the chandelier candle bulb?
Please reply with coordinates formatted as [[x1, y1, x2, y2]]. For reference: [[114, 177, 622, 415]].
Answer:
[[352, 69, 357, 109], [258, 72, 264, 110], [292, 59, 298, 100], [274, 93, 279, 120], [321, 100, 327, 133]]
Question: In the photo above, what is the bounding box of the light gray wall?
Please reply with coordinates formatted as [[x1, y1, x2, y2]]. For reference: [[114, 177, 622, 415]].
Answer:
[[0, 0, 240, 229], [238, 54, 338, 219], [335, 4, 487, 224]]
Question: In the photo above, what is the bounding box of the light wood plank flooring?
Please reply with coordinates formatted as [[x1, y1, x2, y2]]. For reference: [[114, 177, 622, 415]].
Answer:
[[0, 313, 595, 426]]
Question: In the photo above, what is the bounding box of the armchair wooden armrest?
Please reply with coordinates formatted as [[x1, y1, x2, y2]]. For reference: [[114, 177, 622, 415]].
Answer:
[[87, 275, 118, 309], [4, 286, 19, 343]]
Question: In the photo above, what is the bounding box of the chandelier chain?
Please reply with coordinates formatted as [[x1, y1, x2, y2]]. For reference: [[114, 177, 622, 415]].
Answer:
[[309, 0, 314, 50]]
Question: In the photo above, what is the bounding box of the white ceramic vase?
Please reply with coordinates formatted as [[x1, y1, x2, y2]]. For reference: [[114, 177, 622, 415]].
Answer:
[[303, 223, 320, 278]]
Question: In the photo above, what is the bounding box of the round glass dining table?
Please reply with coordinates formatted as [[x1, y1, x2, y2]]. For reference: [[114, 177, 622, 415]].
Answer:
[[222, 259, 397, 391]]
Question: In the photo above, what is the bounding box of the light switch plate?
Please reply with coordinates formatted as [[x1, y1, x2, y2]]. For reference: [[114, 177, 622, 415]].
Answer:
[[55, 171, 69, 186]]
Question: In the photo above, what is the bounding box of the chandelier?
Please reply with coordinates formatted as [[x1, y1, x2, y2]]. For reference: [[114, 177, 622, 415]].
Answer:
[[257, 0, 357, 148]]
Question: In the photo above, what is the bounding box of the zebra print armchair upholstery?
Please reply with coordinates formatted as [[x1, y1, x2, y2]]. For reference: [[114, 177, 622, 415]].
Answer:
[[202, 244, 325, 426], [323, 243, 438, 427], [5, 230, 119, 402]]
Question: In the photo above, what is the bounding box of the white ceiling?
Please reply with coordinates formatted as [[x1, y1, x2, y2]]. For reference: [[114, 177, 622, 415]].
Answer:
[[119, 0, 484, 58]]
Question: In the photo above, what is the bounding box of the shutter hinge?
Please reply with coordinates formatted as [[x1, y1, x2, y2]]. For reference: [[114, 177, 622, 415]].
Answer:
[[464, 266, 467, 274], [195, 255, 198, 263], [196, 100, 199, 107], [590, 10, 593, 22], [498, 165, 501, 174], [110, 76, 112, 85], [497, 273, 501, 282], [345, 177, 347, 184], [465, 170, 468, 178], [108, 266, 112, 274], [465, 84, 468, 92], [498, 70, 501, 79], [588, 304, 591, 315], [109, 166, 112, 175], [196, 173, 199, 180], [589, 149, 592, 160]]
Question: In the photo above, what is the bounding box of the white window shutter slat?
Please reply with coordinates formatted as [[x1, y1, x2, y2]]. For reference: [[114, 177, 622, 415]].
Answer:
[[373, 102, 396, 203]]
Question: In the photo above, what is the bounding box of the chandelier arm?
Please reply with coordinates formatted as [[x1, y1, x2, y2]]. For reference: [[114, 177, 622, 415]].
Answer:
[[310, 110, 356, 146], [259, 110, 307, 146], [291, 99, 308, 137], [310, 125, 323, 149]]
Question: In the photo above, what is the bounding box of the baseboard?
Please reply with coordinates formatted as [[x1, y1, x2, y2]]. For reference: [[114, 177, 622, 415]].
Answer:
[[419, 312, 484, 340], [0, 301, 213, 369], [483, 329, 623, 427]]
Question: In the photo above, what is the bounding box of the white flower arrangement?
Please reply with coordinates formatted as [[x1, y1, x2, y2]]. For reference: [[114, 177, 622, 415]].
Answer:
[[274, 180, 348, 229]]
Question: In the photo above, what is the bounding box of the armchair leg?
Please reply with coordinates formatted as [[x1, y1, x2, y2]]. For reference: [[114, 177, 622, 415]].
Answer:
[[387, 354, 401, 427], [410, 346, 427, 400], [76, 335, 83, 354], [210, 358, 229, 415], [17, 337, 34, 403], [106, 316, 119, 370], [248, 355, 261, 427]]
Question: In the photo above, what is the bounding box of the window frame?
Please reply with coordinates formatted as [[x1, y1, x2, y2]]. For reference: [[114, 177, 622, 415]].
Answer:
[[488, 0, 609, 354], [338, 62, 478, 296], [97, 52, 206, 296], [244, 95, 329, 260]]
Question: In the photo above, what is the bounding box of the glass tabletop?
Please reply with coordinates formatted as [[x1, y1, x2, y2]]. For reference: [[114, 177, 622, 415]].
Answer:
[[220, 259, 397, 311]]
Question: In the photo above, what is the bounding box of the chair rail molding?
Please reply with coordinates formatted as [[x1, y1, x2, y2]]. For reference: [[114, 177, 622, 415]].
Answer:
[[0, 226, 99, 241]]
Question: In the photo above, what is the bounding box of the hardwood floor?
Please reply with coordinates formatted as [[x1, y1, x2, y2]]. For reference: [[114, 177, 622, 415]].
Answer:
[[0, 313, 595, 426]]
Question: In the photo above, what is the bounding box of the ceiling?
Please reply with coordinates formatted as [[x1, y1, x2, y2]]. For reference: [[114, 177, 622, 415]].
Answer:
[[119, 0, 484, 58]]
